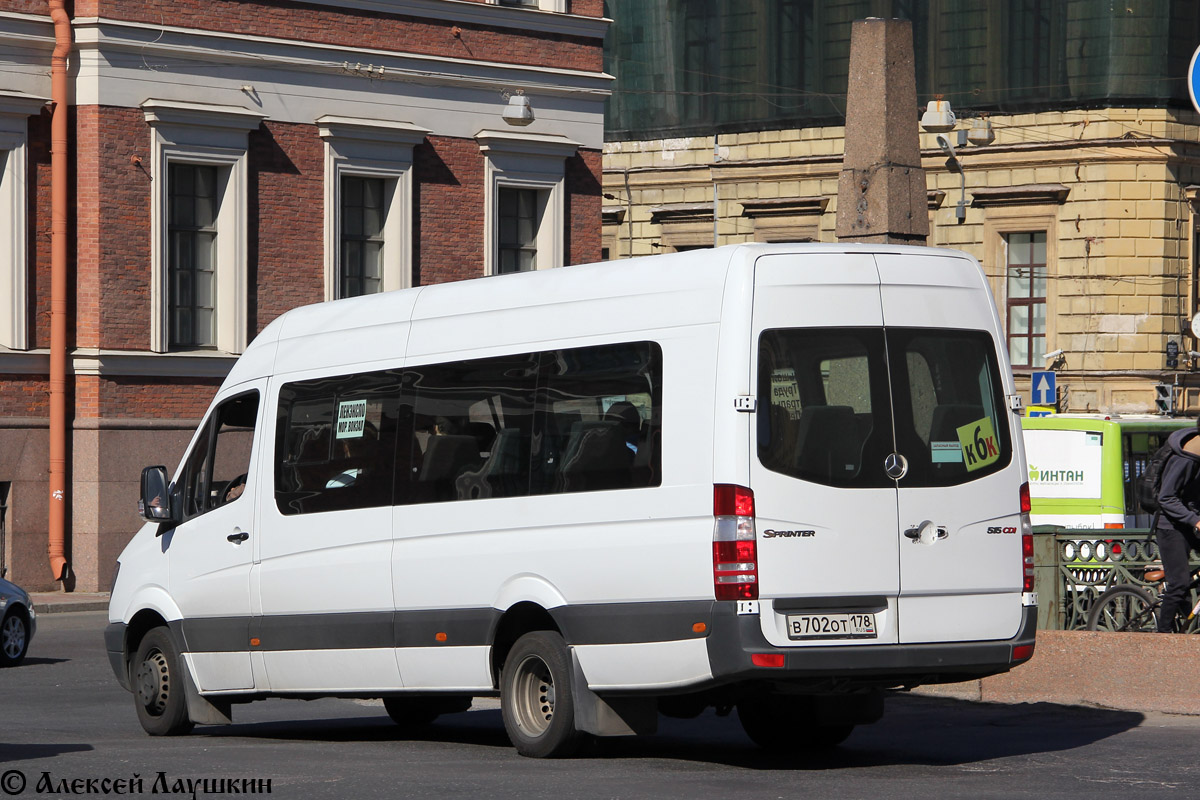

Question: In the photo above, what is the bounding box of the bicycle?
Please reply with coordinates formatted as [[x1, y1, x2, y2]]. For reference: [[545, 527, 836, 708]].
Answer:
[[1086, 565, 1200, 633]]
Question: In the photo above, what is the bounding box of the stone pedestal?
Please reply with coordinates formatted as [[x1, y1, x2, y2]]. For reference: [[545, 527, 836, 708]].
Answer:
[[836, 18, 928, 245]]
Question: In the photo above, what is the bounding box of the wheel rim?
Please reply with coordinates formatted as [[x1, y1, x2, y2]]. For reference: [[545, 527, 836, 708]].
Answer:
[[1, 615, 24, 659], [135, 649, 171, 716], [511, 653, 555, 738]]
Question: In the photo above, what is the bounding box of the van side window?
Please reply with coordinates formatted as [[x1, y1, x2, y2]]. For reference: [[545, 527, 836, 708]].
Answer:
[[395, 341, 663, 504], [535, 342, 662, 494], [402, 353, 538, 503], [275, 372, 401, 515], [179, 391, 260, 520]]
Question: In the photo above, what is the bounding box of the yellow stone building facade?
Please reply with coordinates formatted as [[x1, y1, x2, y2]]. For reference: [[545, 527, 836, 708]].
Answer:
[[602, 108, 1200, 415]]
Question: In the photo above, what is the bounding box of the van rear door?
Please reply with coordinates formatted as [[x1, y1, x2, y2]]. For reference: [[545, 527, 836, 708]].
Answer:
[[749, 252, 901, 646], [876, 254, 1023, 644]]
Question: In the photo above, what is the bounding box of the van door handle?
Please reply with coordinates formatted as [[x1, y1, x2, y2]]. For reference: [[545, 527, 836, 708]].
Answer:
[[904, 521, 948, 544], [227, 531, 249, 543]]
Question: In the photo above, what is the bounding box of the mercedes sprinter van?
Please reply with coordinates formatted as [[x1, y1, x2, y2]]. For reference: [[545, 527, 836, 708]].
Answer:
[[107, 244, 1036, 757]]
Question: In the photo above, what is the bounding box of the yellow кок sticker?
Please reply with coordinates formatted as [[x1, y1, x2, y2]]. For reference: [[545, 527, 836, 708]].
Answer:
[[956, 416, 1000, 472]]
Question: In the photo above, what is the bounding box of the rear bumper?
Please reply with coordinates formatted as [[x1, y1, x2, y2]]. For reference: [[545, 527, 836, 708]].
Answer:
[[705, 603, 1037, 690]]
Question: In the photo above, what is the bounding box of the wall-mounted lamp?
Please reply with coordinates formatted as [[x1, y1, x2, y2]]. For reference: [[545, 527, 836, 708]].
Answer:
[[921, 97, 994, 224], [920, 97, 956, 132], [502, 93, 535, 126]]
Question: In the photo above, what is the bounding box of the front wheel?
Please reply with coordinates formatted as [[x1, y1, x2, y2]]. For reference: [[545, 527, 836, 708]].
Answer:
[[500, 631, 585, 758], [1086, 585, 1159, 632], [0, 608, 30, 667], [132, 627, 194, 736]]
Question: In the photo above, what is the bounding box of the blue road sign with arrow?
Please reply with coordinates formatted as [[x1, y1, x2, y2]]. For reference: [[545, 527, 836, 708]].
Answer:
[[1031, 370, 1056, 406]]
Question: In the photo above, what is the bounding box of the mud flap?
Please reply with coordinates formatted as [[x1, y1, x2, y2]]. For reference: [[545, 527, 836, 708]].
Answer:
[[570, 650, 657, 737], [181, 655, 234, 726]]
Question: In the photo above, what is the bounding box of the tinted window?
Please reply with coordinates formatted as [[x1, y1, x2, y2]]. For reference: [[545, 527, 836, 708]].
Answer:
[[179, 391, 259, 520], [398, 342, 664, 504], [889, 329, 1012, 487], [758, 329, 893, 488], [403, 353, 539, 503], [535, 342, 662, 494], [757, 327, 1010, 488], [275, 372, 401, 515]]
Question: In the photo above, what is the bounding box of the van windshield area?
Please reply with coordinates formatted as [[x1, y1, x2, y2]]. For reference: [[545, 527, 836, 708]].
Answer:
[[757, 327, 1011, 488]]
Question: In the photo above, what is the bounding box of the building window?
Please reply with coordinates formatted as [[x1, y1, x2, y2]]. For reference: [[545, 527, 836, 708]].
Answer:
[[144, 99, 264, 354], [477, 130, 579, 277], [169, 164, 220, 348], [0, 93, 44, 351], [1005, 232, 1047, 368], [498, 187, 542, 274], [492, 0, 565, 9], [340, 175, 386, 297], [318, 116, 427, 301]]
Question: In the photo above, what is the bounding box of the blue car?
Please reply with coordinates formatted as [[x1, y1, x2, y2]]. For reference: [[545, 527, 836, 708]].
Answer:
[[0, 572, 35, 666]]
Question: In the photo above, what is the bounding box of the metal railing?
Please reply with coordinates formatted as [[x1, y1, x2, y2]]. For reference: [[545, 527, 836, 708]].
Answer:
[[1033, 526, 1200, 630]]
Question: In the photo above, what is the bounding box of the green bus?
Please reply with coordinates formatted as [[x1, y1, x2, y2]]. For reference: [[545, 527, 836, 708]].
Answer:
[[1021, 414, 1193, 530]]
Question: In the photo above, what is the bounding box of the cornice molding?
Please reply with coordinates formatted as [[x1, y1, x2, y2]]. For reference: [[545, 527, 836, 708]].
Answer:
[[68, 18, 612, 100], [970, 183, 1071, 208]]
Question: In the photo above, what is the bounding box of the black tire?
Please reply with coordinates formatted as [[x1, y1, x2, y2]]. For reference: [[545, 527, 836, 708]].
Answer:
[[1086, 585, 1159, 632], [132, 627, 194, 736], [737, 696, 855, 751], [383, 695, 472, 728], [0, 607, 30, 667], [500, 631, 585, 758]]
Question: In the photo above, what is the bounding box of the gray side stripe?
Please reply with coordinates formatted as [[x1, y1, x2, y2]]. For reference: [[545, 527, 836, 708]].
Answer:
[[176, 600, 715, 653]]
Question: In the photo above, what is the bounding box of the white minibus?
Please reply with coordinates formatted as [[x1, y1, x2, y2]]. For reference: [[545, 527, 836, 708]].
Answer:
[[106, 244, 1036, 757]]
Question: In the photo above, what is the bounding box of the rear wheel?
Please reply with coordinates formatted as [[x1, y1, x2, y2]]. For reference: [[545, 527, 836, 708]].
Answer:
[[500, 631, 585, 758], [737, 696, 855, 751], [0, 608, 30, 667], [133, 627, 194, 736], [1086, 585, 1159, 632]]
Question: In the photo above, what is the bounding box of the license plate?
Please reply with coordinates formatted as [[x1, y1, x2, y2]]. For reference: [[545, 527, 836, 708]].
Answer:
[[786, 612, 877, 640]]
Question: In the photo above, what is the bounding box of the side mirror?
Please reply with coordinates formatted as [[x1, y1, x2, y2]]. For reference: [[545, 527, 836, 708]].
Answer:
[[139, 466, 174, 524]]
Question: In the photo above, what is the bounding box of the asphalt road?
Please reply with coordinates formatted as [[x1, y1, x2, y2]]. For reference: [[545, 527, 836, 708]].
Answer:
[[2, 611, 1199, 799]]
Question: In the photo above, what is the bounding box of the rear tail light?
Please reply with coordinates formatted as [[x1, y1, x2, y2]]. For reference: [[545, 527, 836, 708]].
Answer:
[[713, 484, 757, 601], [1020, 482, 1035, 592]]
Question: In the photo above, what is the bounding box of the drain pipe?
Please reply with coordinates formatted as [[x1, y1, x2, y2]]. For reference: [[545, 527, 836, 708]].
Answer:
[[47, 0, 71, 583]]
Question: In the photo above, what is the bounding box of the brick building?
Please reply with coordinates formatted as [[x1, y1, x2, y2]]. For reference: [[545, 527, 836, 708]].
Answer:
[[601, 1, 1200, 417], [0, 0, 609, 591]]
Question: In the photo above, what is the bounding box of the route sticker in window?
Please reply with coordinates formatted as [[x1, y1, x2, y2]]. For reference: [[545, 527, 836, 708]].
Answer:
[[336, 399, 368, 439], [956, 416, 1000, 472], [931, 440, 962, 463], [770, 368, 802, 420]]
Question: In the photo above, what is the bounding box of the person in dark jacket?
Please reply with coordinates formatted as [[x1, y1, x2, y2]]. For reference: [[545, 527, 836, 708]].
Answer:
[[1154, 421, 1200, 632]]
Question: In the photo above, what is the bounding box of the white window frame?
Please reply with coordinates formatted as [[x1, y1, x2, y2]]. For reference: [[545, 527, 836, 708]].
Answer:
[[476, 129, 579, 276], [490, 0, 567, 11], [0, 92, 47, 351], [143, 99, 266, 354], [317, 116, 428, 300]]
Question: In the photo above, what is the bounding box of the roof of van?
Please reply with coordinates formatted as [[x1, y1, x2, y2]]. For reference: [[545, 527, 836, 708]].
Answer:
[[229, 243, 978, 383]]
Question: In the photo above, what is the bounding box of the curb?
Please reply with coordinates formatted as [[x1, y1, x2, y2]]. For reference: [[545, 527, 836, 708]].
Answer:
[[29, 593, 111, 616], [914, 628, 1200, 716]]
